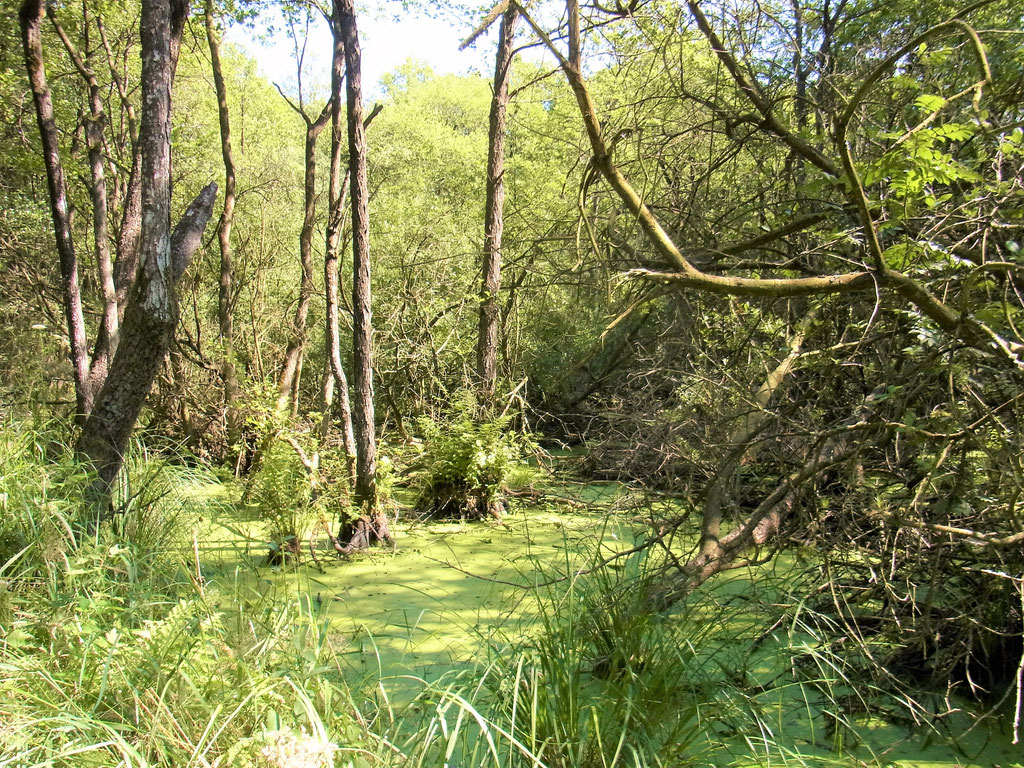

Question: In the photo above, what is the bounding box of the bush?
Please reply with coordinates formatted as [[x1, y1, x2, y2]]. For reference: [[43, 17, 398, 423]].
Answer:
[[247, 437, 317, 560], [413, 392, 534, 520], [246, 432, 358, 562]]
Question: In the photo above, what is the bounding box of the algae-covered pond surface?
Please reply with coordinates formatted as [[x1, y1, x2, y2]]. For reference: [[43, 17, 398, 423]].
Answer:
[[201, 485, 635, 687], [195, 484, 1024, 768]]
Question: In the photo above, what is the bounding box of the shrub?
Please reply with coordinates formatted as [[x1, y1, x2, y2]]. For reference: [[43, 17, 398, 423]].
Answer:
[[414, 391, 534, 520], [248, 437, 317, 561], [246, 432, 359, 563]]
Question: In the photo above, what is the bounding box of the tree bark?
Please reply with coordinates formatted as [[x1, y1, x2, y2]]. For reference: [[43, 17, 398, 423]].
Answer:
[[476, 5, 518, 407], [77, 0, 216, 502], [205, 0, 241, 447], [276, 97, 331, 413], [337, 0, 377, 513], [110, 0, 189, 314], [321, 7, 358, 481], [19, 0, 93, 420]]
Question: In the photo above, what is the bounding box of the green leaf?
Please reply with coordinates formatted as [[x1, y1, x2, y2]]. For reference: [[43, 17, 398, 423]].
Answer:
[[914, 94, 946, 112]]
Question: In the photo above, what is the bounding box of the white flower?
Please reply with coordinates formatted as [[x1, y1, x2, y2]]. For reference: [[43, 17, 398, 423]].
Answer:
[[258, 728, 337, 768]]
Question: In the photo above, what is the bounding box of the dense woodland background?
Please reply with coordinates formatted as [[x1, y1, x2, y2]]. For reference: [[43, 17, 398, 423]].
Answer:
[[1, 0, 1024, 765]]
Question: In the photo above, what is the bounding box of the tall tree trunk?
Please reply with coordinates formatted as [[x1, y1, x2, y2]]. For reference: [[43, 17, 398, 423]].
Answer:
[[77, 0, 216, 503], [47, 6, 119, 391], [276, 98, 331, 413], [476, 4, 518, 408], [337, 0, 377, 512], [19, 0, 93, 420], [321, 11, 358, 482], [106, 2, 190, 313], [95, 14, 141, 297], [205, 0, 241, 448]]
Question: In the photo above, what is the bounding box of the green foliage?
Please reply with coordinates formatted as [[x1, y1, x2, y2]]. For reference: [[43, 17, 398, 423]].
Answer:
[[247, 437, 317, 556], [863, 121, 981, 199], [0, 420, 374, 768], [0, 420, 87, 578], [246, 425, 359, 560], [414, 392, 534, 519]]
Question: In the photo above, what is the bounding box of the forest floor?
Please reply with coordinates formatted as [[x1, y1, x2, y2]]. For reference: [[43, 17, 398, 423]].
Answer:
[[193, 479, 1024, 768]]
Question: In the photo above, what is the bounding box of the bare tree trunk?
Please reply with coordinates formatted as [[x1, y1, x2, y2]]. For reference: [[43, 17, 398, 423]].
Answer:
[[95, 15, 141, 302], [337, 0, 377, 514], [19, 0, 93, 420], [205, 0, 241, 447], [321, 11, 358, 482], [77, 0, 216, 503], [290, 353, 303, 417], [476, 4, 518, 407], [107, 2, 189, 313], [242, 93, 331, 491], [276, 98, 331, 413], [47, 6, 119, 392]]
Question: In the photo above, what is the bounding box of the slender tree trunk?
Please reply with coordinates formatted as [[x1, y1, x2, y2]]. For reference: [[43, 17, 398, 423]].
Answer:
[[290, 353, 303, 417], [318, 366, 336, 438], [277, 99, 330, 413], [85, 78, 118, 390], [243, 95, 331, 492], [337, 0, 377, 512], [205, 0, 241, 447], [476, 4, 518, 407], [20, 0, 93, 419], [47, 6, 119, 390], [322, 12, 358, 482], [77, 0, 216, 503]]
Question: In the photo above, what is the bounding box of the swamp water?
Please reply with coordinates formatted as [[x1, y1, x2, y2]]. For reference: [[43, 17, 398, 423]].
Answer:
[[194, 482, 1023, 768]]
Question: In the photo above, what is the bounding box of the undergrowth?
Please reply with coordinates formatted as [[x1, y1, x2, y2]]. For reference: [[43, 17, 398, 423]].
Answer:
[[414, 390, 535, 520], [0, 420, 375, 767], [0, 418, 970, 768]]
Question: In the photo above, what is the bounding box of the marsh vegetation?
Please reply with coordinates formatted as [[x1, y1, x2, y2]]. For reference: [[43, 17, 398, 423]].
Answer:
[[2, 0, 1024, 765]]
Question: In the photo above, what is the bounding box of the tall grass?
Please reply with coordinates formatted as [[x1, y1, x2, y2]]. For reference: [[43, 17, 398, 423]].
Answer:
[[0, 419, 377, 767]]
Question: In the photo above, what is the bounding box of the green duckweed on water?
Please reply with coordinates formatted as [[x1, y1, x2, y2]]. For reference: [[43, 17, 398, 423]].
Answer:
[[193, 480, 1024, 768]]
